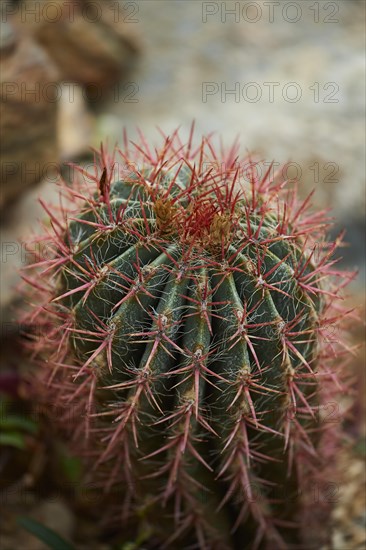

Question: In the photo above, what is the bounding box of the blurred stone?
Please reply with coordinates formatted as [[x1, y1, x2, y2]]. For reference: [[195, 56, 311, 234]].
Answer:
[[0, 13, 17, 53], [99, 0, 365, 222], [0, 174, 63, 322], [17, 0, 140, 90], [0, 19, 60, 208], [58, 82, 95, 159], [31, 498, 75, 547], [1, 497, 75, 550]]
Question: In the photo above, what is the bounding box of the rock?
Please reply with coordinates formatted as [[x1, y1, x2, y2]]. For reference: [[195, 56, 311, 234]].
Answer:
[[0, 19, 60, 208], [1, 497, 75, 550], [57, 82, 95, 160], [31, 498, 75, 547], [99, 0, 365, 222], [14, 0, 140, 90], [0, 174, 63, 323]]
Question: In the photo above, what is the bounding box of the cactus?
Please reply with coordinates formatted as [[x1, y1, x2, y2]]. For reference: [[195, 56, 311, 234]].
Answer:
[[23, 129, 354, 549]]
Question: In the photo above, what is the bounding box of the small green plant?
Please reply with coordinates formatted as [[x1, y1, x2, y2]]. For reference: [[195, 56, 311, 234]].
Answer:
[[0, 396, 38, 450], [23, 129, 353, 549], [17, 517, 75, 550]]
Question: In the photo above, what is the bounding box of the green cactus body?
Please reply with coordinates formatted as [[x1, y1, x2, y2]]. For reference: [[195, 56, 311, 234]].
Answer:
[[25, 131, 352, 549]]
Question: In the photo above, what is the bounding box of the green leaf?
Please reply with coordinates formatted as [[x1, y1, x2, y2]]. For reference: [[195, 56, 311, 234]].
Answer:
[[17, 517, 76, 550], [354, 438, 366, 457], [0, 432, 26, 449], [0, 414, 38, 434], [57, 447, 82, 483], [120, 526, 154, 550]]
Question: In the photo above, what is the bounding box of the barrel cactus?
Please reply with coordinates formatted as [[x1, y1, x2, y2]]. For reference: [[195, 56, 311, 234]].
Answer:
[[24, 129, 353, 549]]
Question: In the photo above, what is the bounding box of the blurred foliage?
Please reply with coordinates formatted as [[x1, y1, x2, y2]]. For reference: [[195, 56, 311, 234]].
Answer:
[[354, 438, 366, 458], [55, 443, 83, 485], [0, 396, 38, 450], [17, 516, 76, 550]]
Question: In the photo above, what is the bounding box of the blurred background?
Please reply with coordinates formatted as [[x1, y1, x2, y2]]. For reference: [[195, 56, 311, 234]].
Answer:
[[0, 1, 365, 548]]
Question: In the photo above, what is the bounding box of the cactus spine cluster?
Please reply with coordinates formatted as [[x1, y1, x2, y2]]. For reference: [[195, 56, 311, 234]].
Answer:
[[24, 129, 353, 549]]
